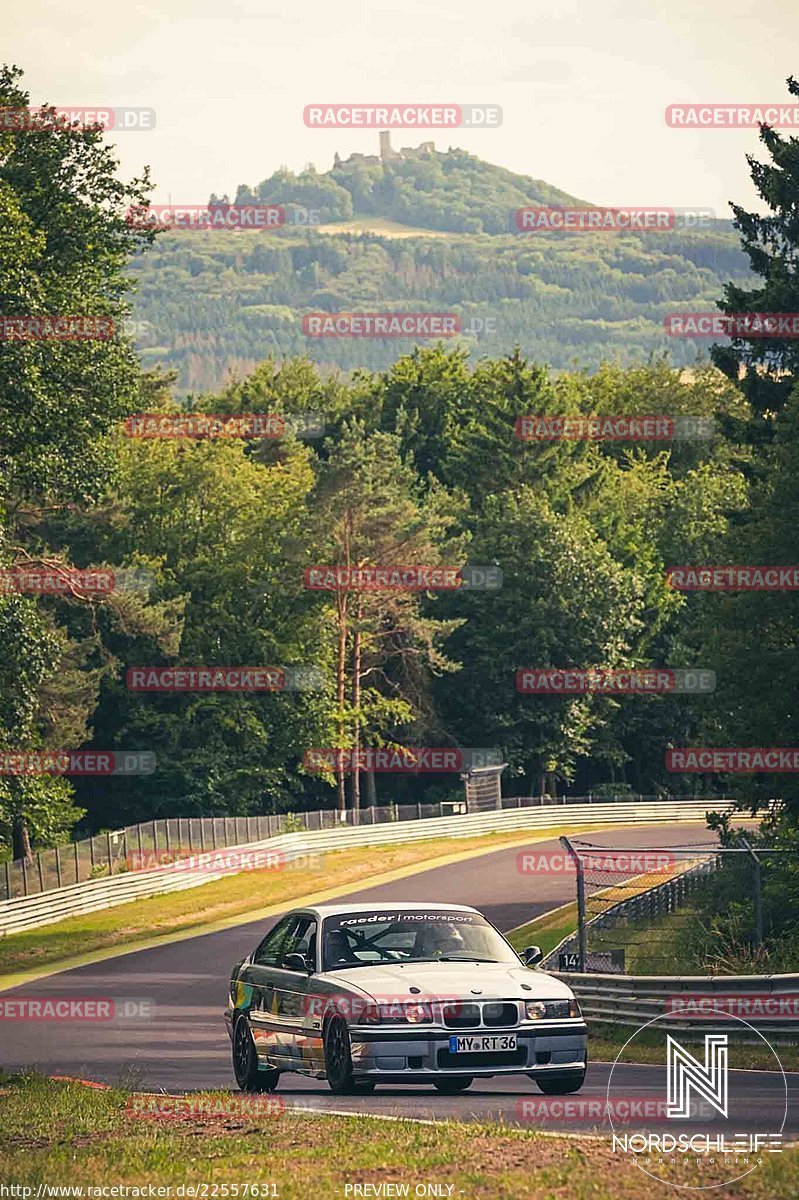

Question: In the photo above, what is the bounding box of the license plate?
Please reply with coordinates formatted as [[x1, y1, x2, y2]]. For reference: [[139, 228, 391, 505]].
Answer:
[[448, 1034, 517, 1053]]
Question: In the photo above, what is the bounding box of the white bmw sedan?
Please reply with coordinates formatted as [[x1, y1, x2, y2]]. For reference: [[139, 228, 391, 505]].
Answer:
[[225, 902, 587, 1095]]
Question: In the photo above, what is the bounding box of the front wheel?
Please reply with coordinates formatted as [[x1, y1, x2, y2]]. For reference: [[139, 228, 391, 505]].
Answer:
[[534, 1068, 586, 1095], [232, 1014, 280, 1093], [324, 1016, 359, 1094], [433, 1076, 473, 1094]]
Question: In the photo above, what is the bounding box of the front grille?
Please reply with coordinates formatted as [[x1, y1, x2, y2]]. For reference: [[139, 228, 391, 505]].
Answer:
[[483, 1002, 518, 1027], [442, 1001, 519, 1029], [437, 1048, 527, 1068], [443, 1003, 481, 1029]]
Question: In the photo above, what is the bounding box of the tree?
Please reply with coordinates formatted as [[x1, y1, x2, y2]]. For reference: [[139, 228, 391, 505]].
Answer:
[[309, 425, 464, 811], [0, 64, 156, 856], [712, 75, 799, 417]]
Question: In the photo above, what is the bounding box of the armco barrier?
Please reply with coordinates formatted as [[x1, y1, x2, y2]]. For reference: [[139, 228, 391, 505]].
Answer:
[[0, 799, 721, 936], [555, 970, 799, 1043], [1, 793, 732, 901]]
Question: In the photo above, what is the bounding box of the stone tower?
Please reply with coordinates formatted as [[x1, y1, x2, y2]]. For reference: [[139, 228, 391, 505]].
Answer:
[[379, 130, 399, 161]]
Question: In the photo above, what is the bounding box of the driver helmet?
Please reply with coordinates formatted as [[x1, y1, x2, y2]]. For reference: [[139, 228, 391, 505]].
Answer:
[[420, 923, 465, 956]]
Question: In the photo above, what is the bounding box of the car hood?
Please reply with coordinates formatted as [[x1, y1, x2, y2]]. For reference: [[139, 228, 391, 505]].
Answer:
[[324, 961, 574, 1002]]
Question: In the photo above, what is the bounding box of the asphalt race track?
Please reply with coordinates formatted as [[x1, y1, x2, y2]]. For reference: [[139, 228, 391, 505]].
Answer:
[[1, 822, 795, 1134]]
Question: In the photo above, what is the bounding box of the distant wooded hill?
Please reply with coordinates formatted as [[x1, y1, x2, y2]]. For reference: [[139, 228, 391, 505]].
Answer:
[[129, 145, 750, 392]]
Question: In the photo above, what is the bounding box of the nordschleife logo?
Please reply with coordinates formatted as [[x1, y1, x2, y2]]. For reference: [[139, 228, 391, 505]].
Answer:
[[607, 1011, 786, 1191]]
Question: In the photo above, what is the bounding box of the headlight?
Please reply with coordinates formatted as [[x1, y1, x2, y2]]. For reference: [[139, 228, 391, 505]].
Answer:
[[525, 999, 580, 1020], [359, 1001, 434, 1025]]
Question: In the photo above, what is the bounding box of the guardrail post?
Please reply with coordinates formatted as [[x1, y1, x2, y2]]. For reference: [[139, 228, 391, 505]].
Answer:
[[107, 832, 114, 875], [560, 836, 586, 972], [37, 853, 44, 892], [55, 845, 62, 888], [21, 856, 28, 896]]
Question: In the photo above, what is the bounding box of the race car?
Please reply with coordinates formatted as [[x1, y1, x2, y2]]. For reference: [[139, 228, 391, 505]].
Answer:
[[225, 901, 587, 1094]]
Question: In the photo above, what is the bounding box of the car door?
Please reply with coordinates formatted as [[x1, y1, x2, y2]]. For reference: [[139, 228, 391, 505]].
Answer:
[[240, 915, 294, 1065], [268, 913, 321, 1072]]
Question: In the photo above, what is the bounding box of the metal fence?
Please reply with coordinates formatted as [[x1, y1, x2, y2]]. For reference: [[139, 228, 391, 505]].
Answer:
[[548, 833, 787, 975], [0, 792, 724, 902], [544, 855, 718, 972]]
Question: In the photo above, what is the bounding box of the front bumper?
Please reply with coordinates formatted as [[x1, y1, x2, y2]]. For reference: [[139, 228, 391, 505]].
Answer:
[[348, 1021, 588, 1078]]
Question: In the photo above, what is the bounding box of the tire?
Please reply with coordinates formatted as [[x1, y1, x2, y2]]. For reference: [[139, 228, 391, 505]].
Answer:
[[433, 1076, 473, 1094], [324, 1015, 369, 1095], [534, 1068, 586, 1095], [232, 1014, 280, 1093]]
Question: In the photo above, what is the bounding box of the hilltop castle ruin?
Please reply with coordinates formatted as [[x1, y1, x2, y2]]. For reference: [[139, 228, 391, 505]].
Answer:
[[334, 131, 436, 169]]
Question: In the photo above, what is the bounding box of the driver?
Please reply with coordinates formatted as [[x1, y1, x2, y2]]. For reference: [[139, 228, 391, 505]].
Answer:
[[324, 928, 360, 967], [414, 923, 465, 959]]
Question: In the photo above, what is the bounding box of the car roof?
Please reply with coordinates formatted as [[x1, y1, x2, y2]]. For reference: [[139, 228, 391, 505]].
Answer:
[[306, 902, 482, 918]]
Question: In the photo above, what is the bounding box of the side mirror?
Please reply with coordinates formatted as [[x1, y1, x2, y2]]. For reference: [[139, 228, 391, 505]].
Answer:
[[523, 945, 543, 966], [283, 952, 312, 973]]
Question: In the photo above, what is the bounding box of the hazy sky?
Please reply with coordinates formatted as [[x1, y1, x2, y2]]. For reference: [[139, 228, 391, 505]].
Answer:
[[7, 0, 799, 212]]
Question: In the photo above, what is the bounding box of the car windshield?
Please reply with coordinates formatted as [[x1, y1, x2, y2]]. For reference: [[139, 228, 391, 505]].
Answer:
[[321, 909, 518, 970]]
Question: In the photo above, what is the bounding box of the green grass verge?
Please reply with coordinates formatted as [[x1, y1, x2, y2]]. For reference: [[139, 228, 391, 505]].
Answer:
[[1, 1074, 796, 1199], [507, 904, 578, 960]]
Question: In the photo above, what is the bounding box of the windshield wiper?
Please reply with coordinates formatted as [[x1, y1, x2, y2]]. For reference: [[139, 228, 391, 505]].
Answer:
[[410, 956, 499, 963]]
